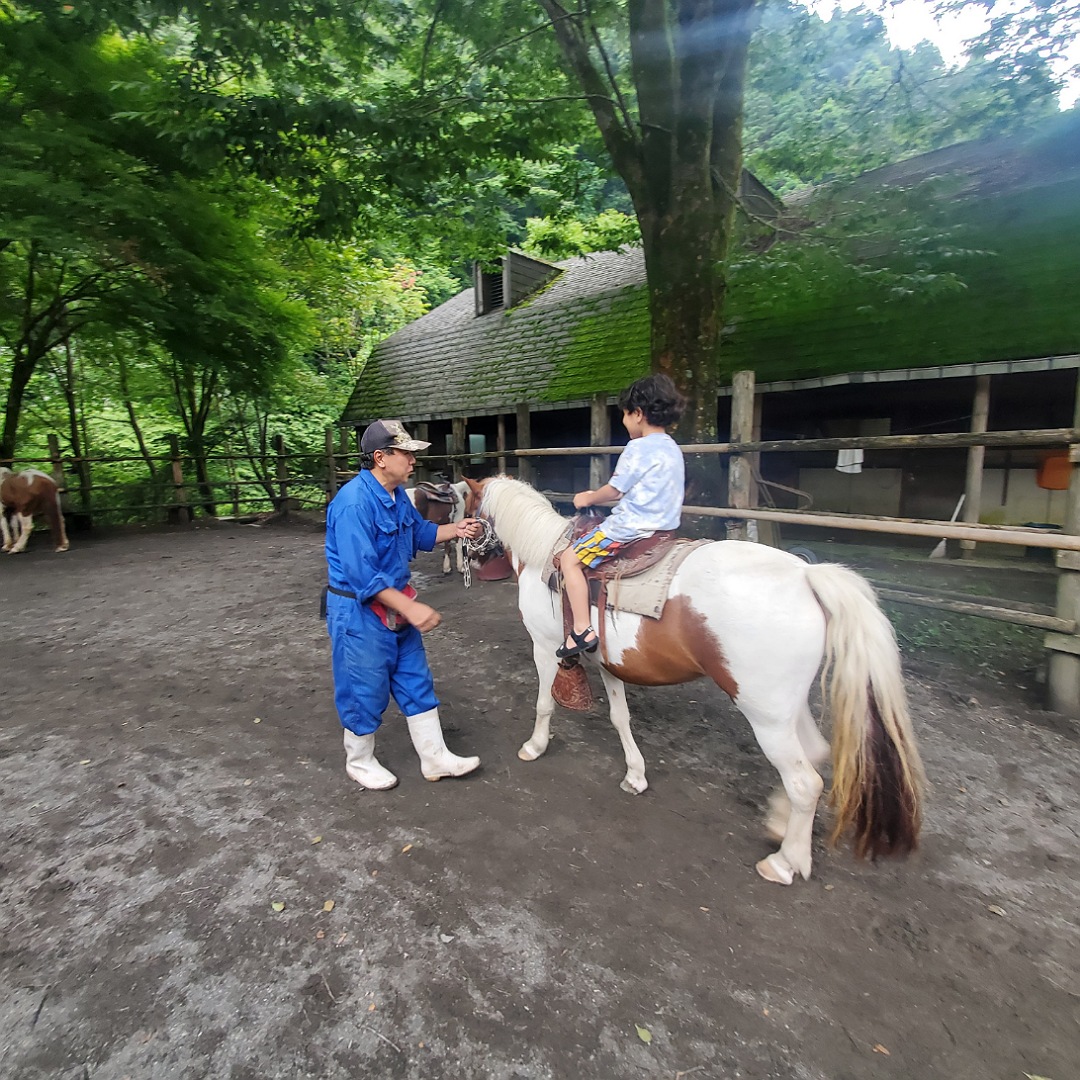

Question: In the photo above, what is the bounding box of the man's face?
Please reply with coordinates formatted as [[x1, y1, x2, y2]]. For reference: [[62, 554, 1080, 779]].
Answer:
[[373, 447, 415, 487]]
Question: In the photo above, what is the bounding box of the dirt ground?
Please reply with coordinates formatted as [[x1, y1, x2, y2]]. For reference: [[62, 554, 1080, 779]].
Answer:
[[2, 520, 1078, 1080]]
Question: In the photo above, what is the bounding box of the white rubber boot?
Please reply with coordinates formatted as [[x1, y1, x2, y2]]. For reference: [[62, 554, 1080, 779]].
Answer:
[[406, 708, 480, 781], [343, 730, 398, 790]]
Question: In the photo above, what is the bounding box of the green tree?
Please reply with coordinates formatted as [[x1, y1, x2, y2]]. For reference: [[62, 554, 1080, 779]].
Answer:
[[745, 0, 1058, 194], [0, 8, 308, 461], [535, 0, 757, 444]]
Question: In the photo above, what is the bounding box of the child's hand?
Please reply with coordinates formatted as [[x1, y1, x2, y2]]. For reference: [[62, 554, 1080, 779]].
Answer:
[[573, 490, 594, 509]]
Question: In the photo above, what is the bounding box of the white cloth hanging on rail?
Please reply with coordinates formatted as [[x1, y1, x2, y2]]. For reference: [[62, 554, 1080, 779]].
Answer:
[[835, 448, 864, 474]]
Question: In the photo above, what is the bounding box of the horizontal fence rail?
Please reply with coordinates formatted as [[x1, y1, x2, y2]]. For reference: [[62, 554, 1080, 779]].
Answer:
[[10, 413, 1077, 644]]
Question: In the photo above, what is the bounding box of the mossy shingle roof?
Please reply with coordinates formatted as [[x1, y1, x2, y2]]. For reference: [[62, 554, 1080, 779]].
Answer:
[[341, 248, 650, 424], [342, 116, 1080, 426]]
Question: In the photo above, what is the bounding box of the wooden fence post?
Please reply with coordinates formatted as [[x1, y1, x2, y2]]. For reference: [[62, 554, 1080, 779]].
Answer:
[[227, 453, 240, 516], [46, 435, 71, 513], [516, 402, 534, 485], [497, 414, 507, 474], [589, 393, 611, 490], [325, 426, 338, 504], [413, 422, 430, 483], [273, 434, 291, 513], [1046, 376, 1080, 715], [167, 434, 191, 524], [727, 370, 755, 540]]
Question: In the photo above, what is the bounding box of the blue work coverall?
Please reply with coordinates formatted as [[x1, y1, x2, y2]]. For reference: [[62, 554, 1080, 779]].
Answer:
[[325, 470, 440, 736]]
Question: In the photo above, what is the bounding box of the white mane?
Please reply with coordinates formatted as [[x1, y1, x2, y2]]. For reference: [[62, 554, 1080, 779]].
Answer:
[[480, 477, 569, 568]]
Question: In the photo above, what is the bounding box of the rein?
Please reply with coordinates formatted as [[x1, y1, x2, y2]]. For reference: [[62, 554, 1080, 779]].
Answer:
[[462, 517, 502, 589]]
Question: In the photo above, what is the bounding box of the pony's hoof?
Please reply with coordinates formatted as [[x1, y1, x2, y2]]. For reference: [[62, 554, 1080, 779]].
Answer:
[[518, 742, 544, 761], [56, 545, 69, 553], [756, 853, 795, 885], [620, 775, 648, 795]]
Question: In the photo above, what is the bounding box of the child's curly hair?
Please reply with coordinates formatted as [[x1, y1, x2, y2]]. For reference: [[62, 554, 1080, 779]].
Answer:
[[617, 373, 686, 429]]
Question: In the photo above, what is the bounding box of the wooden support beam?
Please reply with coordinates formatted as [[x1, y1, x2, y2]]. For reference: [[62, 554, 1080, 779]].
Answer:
[[497, 414, 507, 474], [727, 370, 755, 540], [960, 375, 991, 557], [413, 422, 429, 483], [1047, 374, 1080, 715], [516, 403, 534, 484], [451, 418, 467, 481], [589, 393, 611, 490]]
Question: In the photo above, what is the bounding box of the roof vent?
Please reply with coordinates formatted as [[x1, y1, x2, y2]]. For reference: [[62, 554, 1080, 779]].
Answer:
[[474, 250, 561, 316], [474, 264, 504, 315]]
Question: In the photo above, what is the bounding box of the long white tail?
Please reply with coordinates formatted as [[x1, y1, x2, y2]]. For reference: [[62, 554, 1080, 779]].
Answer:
[[804, 563, 926, 858]]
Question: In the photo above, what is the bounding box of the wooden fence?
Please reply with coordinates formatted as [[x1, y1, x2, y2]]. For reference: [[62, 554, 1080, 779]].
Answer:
[[420, 369, 1080, 715], [11, 368, 1080, 713], [5, 432, 351, 524]]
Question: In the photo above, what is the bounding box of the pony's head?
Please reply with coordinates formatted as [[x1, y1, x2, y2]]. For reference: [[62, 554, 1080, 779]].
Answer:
[[476, 476, 569, 570]]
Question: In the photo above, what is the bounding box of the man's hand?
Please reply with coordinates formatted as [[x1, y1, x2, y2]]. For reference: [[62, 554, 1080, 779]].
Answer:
[[455, 517, 482, 540], [403, 600, 441, 632]]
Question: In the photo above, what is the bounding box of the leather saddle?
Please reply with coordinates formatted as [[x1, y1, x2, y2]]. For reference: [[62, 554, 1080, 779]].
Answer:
[[416, 481, 458, 504], [547, 514, 680, 596]]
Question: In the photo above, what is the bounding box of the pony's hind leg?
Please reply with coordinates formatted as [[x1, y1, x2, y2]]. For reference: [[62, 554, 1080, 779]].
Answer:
[[597, 667, 647, 794], [520, 641, 560, 761], [764, 703, 830, 842], [746, 712, 825, 884], [47, 491, 69, 552], [0, 510, 12, 551]]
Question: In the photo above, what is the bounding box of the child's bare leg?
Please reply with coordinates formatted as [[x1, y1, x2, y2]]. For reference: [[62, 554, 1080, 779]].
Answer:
[[558, 546, 597, 650]]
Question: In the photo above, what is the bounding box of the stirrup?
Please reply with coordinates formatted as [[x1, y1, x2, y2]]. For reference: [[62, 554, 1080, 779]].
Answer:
[[556, 626, 598, 659]]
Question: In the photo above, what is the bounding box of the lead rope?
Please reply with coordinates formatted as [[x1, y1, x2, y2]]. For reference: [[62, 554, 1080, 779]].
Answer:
[[461, 518, 501, 589]]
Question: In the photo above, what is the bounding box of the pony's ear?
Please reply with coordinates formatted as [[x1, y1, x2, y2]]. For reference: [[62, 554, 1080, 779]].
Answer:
[[464, 476, 484, 493]]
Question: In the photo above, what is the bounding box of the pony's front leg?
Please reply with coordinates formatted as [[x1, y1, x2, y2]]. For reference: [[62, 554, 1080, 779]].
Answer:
[[0, 511, 12, 551], [8, 513, 32, 554], [597, 667, 647, 794], [519, 641, 560, 761], [441, 541, 452, 574], [454, 537, 464, 574]]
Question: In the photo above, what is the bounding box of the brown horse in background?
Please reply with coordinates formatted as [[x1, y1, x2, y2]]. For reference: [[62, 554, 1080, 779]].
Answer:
[[0, 468, 69, 553], [406, 480, 468, 574]]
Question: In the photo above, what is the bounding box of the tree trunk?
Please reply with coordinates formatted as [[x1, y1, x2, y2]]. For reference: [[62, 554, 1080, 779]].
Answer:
[[538, 0, 756, 453], [641, 214, 728, 444], [61, 336, 94, 512], [0, 348, 38, 463]]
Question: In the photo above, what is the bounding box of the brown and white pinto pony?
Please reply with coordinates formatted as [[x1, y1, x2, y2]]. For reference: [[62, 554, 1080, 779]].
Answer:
[[0, 468, 69, 554], [476, 476, 925, 885], [407, 480, 469, 574]]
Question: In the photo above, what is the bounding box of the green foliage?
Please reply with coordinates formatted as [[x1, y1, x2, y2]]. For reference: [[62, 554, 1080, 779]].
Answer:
[[744, 0, 1059, 194], [941, 0, 1080, 97], [522, 210, 641, 259]]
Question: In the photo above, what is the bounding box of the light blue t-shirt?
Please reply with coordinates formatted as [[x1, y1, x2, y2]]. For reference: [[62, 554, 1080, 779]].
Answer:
[[604, 432, 685, 542]]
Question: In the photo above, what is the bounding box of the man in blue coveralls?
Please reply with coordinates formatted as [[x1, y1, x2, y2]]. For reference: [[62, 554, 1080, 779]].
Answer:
[[325, 419, 482, 790]]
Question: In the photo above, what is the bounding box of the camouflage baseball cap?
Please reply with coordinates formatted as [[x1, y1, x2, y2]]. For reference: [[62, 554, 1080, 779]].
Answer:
[[360, 419, 431, 454]]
